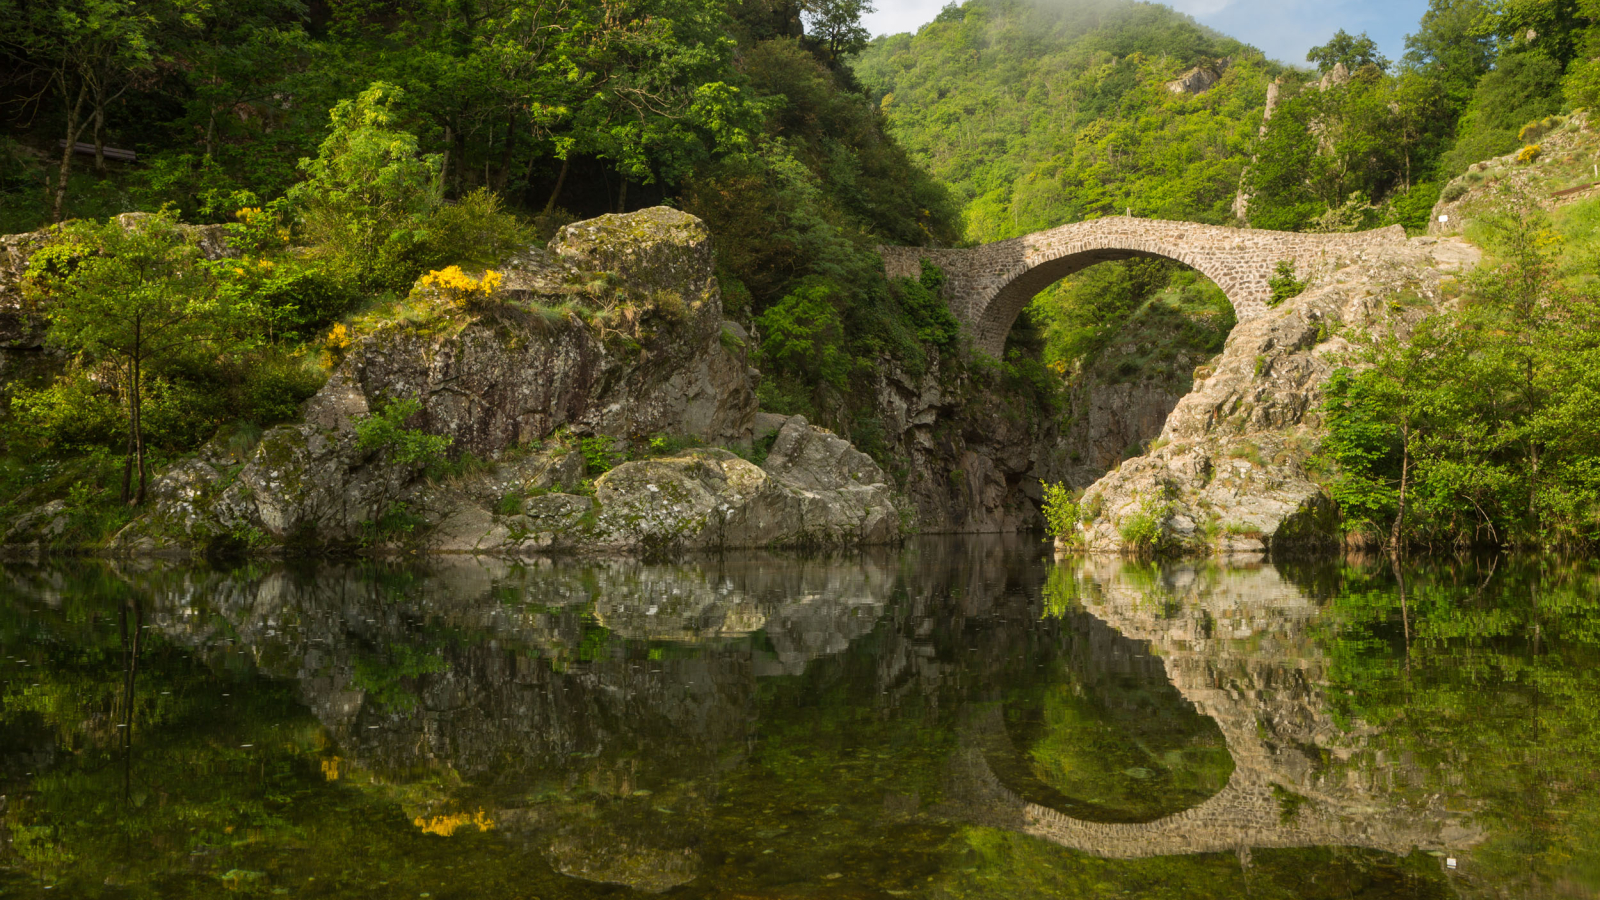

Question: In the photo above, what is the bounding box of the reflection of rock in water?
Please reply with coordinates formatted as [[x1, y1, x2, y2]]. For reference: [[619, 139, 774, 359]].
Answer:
[[964, 560, 1482, 859], [120, 553, 898, 892]]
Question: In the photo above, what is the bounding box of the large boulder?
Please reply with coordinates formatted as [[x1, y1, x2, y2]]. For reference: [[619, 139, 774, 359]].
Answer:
[[346, 206, 755, 456], [416, 416, 903, 554], [115, 210, 906, 554]]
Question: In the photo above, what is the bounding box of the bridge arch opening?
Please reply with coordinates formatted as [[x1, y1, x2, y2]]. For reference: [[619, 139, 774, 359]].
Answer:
[[1002, 257, 1235, 487], [983, 247, 1242, 361]]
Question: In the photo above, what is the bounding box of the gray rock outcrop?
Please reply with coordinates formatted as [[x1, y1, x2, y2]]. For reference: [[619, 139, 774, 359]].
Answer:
[[1072, 235, 1480, 554], [112, 209, 903, 554]]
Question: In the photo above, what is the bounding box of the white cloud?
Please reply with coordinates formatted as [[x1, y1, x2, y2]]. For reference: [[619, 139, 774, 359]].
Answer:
[[862, 0, 954, 38], [1166, 0, 1235, 16], [859, 0, 1432, 67]]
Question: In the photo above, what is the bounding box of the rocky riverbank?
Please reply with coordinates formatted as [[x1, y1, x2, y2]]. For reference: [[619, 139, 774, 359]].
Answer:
[[2, 208, 904, 557], [0, 206, 1481, 558]]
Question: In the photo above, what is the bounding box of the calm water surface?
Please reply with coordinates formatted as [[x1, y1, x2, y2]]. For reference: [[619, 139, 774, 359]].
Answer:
[[1, 539, 1596, 898]]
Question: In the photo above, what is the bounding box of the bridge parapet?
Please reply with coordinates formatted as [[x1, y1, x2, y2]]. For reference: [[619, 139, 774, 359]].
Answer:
[[881, 218, 1407, 355]]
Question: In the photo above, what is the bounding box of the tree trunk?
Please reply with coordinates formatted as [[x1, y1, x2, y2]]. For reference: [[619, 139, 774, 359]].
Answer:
[[616, 178, 628, 214], [93, 104, 106, 171], [131, 351, 148, 506], [1390, 552, 1411, 671], [121, 360, 135, 503], [1390, 420, 1410, 552], [53, 79, 90, 223], [441, 125, 453, 197], [495, 112, 518, 192], [543, 156, 569, 215]]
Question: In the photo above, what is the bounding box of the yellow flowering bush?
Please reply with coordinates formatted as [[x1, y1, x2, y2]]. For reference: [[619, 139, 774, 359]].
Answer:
[[325, 322, 353, 358], [419, 265, 503, 309], [1517, 144, 1542, 164]]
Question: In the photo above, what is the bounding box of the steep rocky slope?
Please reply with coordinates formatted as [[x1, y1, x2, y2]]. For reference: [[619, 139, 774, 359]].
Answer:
[[1072, 235, 1480, 554]]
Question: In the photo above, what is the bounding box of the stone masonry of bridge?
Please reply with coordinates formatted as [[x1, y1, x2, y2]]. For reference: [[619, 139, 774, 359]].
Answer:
[[881, 217, 1409, 355]]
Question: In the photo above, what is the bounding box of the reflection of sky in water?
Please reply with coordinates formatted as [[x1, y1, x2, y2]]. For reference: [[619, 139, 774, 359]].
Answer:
[[0, 542, 1593, 898]]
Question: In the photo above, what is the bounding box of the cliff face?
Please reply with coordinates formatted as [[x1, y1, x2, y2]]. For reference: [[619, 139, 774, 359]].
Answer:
[[1074, 236, 1480, 554]]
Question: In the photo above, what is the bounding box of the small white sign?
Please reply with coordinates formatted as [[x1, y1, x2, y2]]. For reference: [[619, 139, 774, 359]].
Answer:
[[1447, 857, 1458, 869], [1439, 215, 1450, 223]]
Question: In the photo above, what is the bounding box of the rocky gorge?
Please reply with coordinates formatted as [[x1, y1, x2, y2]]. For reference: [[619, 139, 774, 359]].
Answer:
[[0, 206, 1480, 558]]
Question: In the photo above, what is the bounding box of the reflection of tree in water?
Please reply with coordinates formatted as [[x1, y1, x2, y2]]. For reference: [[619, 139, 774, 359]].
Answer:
[[2, 545, 1586, 899], [1310, 558, 1600, 900]]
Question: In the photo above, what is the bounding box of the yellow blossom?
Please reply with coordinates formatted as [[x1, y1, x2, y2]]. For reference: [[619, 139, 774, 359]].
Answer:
[[413, 808, 494, 837], [419, 266, 503, 309]]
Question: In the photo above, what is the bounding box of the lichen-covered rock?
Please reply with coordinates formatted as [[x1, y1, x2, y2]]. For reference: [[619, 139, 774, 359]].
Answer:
[[345, 206, 754, 457], [0, 499, 69, 555], [1073, 236, 1481, 555], [113, 210, 904, 555]]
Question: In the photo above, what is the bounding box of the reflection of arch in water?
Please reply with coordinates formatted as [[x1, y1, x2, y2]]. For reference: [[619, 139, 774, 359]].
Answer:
[[961, 562, 1482, 859]]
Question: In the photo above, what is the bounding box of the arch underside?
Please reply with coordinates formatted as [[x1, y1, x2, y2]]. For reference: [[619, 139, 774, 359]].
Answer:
[[974, 245, 1227, 355]]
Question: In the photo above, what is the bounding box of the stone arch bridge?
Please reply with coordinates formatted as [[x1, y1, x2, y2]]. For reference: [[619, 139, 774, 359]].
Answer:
[[881, 217, 1407, 355]]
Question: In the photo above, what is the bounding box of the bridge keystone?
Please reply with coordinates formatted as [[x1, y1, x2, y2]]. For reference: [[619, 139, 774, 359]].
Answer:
[[881, 218, 1407, 355]]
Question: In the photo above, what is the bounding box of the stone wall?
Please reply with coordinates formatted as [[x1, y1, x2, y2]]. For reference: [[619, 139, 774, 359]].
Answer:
[[881, 217, 1407, 355]]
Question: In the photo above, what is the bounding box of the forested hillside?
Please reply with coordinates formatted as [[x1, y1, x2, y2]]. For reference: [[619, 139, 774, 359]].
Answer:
[[855, 0, 1268, 237], [860, 0, 1600, 550], [0, 0, 976, 531]]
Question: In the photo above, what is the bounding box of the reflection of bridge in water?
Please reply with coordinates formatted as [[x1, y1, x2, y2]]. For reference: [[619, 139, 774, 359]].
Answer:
[[964, 561, 1482, 860]]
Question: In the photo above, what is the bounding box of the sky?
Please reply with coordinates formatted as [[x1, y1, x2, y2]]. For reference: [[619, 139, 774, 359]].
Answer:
[[861, 0, 1434, 68]]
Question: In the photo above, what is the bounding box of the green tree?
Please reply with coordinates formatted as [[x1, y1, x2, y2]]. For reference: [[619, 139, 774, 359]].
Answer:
[[24, 212, 258, 503], [287, 82, 443, 291], [1307, 29, 1391, 73], [0, 0, 195, 221], [1401, 0, 1497, 107], [1320, 203, 1600, 549], [802, 0, 874, 63]]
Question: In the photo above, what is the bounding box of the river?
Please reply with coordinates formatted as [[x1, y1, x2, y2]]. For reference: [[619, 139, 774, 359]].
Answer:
[[0, 539, 1594, 898]]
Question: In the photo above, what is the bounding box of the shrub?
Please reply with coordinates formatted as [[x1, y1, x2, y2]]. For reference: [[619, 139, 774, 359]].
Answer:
[[1118, 494, 1173, 554], [411, 188, 533, 271], [288, 82, 442, 292], [354, 398, 452, 467], [758, 278, 851, 393], [255, 264, 358, 336], [418, 266, 503, 310], [1267, 261, 1308, 306], [1040, 481, 1080, 539], [579, 436, 621, 474], [1516, 144, 1542, 164]]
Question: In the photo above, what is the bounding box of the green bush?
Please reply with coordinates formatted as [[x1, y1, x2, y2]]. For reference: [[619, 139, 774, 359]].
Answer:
[[888, 259, 962, 350], [579, 436, 622, 474], [9, 367, 125, 452], [254, 265, 358, 337], [1267, 261, 1308, 306], [758, 277, 851, 394], [354, 398, 452, 467], [410, 188, 533, 273], [288, 82, 443, 292], [1118, 494, 1173, 554], [1040, 482, 1081, 539]]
